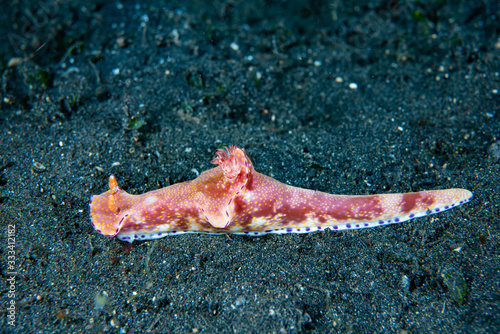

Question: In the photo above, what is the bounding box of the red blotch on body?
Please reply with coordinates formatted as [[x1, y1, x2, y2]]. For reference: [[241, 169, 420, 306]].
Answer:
[[322, 195, 383, 221], [401, 192, 435, 213], [401, 193, 420, 213]]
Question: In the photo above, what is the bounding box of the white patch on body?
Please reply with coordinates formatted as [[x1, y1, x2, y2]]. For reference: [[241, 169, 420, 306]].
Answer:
[[144, 196, 158, 205], [243, 192, 254, 201]]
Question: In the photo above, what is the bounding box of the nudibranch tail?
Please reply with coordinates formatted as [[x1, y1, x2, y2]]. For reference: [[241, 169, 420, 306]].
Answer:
[[90, 175, 136, 237], [224, 179, 473, 236], [310, 188, 474, 233]]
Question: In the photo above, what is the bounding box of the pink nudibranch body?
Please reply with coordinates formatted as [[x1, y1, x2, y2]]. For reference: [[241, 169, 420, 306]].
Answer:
[[90, 146, 473, 243]]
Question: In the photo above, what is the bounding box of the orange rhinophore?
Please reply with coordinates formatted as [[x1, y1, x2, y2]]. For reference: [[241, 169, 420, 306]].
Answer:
[[109, 174, 118, 191], [90, 146, 473, 243]]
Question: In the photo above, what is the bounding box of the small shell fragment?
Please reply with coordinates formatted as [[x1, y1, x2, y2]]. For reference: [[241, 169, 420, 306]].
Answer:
[[8, 57, 24, 67], [32, 162, 47, 173]]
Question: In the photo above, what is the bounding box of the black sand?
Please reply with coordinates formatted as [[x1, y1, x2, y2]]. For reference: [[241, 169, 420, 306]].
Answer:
[[1, 1, 499, 333]]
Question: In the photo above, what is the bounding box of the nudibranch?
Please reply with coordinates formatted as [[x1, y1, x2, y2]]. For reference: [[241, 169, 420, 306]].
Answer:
[[90, 146, 473, 243]]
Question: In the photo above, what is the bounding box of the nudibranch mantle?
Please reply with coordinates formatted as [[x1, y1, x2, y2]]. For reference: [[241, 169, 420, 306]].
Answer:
[[90, 145, 473, 243]]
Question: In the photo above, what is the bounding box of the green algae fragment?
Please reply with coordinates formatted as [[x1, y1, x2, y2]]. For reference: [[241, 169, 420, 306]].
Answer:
[[129, 118, 145, 130], [443, 272, 467, 305]]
